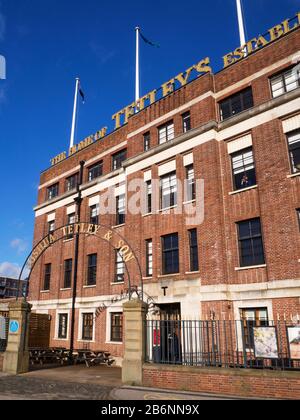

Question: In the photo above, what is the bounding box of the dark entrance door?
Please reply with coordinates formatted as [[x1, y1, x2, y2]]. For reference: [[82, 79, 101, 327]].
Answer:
[[156, 303, 181, 364], [158, 303, 181, 320]]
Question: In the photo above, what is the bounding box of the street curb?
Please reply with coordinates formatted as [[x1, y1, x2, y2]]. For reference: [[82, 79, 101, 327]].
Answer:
[[109, 386, 267, 401]]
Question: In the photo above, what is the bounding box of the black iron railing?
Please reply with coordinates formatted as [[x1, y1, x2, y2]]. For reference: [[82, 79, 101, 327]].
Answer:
[[145, 319, 300, 371]]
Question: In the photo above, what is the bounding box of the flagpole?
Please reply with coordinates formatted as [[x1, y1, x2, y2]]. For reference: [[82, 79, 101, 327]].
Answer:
[[236, 0, 246, 47], [135, 26, 140, 103], [70, 77, 80, 149]]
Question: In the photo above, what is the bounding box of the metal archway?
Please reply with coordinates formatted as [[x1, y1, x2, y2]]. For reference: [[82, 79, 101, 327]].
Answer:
[[17, 222, 144, 301]]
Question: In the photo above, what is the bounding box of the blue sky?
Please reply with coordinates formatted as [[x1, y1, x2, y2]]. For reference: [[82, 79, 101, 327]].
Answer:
[[0, 0, 298, 278]]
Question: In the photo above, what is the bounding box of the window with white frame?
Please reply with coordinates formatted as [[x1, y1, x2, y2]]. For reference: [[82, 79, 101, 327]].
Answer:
[[82, 313, 94, 341], [111, 313, 123, 342], [47, 184, 59, 201], [88, 161, 103, 182], [116, 195, 126, 225], [66, 213, 76, 240], [160, 172, 177, 209], [287, 130, 300, 174], [270, 67, 300, 98], [231, 148, 256, 190], [48, 220, 55, 234], [146, 239, 153, 277], [145, 181, 152, 214], [158, 122, 175, 144], [144, 132, 151, 152], [182, 112, 191, 133], [58, 314, 68, 340], [115, 251, 125, 283], [186, 165, 196, 201], [65, 173, 79, 192], [90, 204, 99, 225], [240, 308, 269, 349]]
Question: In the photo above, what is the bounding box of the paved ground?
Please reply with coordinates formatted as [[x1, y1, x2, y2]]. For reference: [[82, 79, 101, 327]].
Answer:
[[0, 365, 121, 400], [0, 366, 246, 400]]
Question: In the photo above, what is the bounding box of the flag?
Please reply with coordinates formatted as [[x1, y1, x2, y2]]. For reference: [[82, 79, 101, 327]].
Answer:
[[140, 31, 160, 48], [78, 83, 85, 104]]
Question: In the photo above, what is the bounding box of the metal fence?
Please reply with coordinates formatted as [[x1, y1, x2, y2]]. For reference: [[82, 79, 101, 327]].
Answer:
[[145, 319, 300, 371], [0, 316, 9, 353]]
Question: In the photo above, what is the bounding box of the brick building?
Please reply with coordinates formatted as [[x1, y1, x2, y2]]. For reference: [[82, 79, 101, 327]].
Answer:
[[0, 278, 27, 299], [29, 18, 300, 362]]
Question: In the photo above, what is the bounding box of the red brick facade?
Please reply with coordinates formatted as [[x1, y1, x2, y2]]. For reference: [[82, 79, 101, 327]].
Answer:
[[143, 365, 300, 400], [28, 26, 300, 359]]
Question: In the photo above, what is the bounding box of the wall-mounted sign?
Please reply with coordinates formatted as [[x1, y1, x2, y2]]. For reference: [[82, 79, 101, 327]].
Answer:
[[287, 326, 300, 360], [9, 320, 20, 335], [50, 12, 300, 168], [253, 327, 279, 359]]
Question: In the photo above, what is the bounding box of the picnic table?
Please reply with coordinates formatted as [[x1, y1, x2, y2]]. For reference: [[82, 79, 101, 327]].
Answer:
[[29, 348, 68, 366], [73, 349, 115, 368], [29, 347, 115, 368]]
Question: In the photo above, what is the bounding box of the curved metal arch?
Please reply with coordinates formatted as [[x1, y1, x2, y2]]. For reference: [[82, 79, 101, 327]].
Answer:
[[17, 222, 144, 301]]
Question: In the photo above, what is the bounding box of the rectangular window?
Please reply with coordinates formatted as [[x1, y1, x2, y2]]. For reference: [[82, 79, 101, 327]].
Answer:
[[238, 218, 265, 267], [146, 181, 152, 214], [158, 122, 175, 144], [186, 165, 196, 201], [146, 239, 153, 277], [220, 88, 254, 121], [82, 313, 94, 341], [115, 251, 125, 283], [111, 313, 123, 342], [232, 148, 256, 190], [88, 162, 103, 182], [144, 132, 151, 152], [63, 259, 72, 289], [241, 308, 269, 349], [66, 213, 76, 240], [162, 233, 179, 275], [182, 112, 191, 133], [48, 220, 55, 234], [160, 172, 177, 209], [43, 264, 51, 291], [58, 314, 68, 340], [87, 254, 97, 286], [189, 229, 199, 272], [116, 195, 126, 226], [90, 205, 99, 225], [271, 67, 300, 98], [112, 149, 127, 171], [65, 173, 79, 192], [288, 130, 300, 173], [47, 184, 59, 201], [297, 209, 300, 230]]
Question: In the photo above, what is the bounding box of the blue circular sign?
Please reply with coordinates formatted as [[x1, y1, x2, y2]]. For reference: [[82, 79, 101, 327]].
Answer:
[[9, 320, 20, 334]]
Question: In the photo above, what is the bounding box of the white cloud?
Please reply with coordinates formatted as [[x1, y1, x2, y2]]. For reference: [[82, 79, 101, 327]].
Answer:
[[0, 262, 30, 279], [0, 262, 22, 278], [10, 238, 28, 254]]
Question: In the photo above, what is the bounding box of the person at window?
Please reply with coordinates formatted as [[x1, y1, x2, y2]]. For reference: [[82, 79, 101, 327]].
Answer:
[[241, 174, 250, 188]]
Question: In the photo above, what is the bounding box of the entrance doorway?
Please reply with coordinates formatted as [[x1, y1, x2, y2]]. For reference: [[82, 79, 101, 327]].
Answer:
[[155, 303, 181, 364], [158, 303, 181, 320]]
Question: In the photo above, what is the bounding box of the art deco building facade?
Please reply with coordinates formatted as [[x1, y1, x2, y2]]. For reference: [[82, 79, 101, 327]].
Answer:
[[29, 24, 300, 361]]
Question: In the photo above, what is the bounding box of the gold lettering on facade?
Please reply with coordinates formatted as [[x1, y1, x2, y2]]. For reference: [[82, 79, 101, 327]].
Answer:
[[103, 231, 113, 242]]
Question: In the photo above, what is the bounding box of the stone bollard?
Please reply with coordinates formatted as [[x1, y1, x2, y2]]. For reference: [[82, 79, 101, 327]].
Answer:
[[3, 300, 32, 375], [122, 299, 148, 386]]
